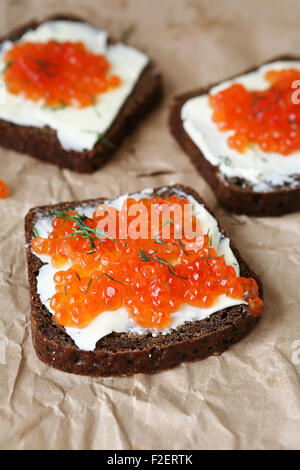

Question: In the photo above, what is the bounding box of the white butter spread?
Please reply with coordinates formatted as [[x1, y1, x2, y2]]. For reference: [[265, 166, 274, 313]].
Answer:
[[0, 20, 149, 151], [34, 187, 245, 351], [181, 61, 300, 192]]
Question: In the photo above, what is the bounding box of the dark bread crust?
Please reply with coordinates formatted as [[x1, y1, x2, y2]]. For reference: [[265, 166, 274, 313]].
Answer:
[[169, 56, 300, 216], [24, 184, 263, 376], [0, 14, 163, 173]]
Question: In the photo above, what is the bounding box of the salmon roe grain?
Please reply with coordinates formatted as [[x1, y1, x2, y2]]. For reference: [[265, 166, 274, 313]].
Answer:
[[209, 68, 300, 155], [3, 41, 121, 108], [31, 196, 263, 329], [0, 179, 7, 198]]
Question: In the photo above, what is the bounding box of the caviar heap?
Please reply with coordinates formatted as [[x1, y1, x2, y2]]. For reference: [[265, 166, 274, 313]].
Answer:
[[3, 41, 121, 108], [31, 196, 263, 329], [209, 68, 300, 155], [0, 179, 7, 198]]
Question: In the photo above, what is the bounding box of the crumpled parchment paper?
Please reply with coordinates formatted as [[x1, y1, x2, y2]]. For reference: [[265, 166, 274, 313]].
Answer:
[[0, 0, 299, 450]]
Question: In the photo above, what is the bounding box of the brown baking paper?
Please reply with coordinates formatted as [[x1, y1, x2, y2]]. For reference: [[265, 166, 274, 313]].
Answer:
[[0, 0, 300, 450]]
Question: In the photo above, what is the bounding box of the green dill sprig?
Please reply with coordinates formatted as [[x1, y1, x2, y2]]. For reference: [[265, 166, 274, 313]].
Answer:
[[206, 228, 213, 246], [154, 237, 166, 245], [34, 59, 52, 77], [161, 215, 173, 228], [35, 59, 47, 68], [1, 59, 13, 74], [32, 226, 40, 238], [138, 248, 156, 262], [138, 248, 187, 280], [203, 248, 214, 265], [120, 24, 136, 43], [241, 289, 253, 301], [219, 155, 231, 166], [85, 278, 92, 294], [176, 238, 188, 255], [214, 276, 229, 284], [250, 90, 280, 118], [83, 129, 116, 148], [103, 272, 123, 285], [50, 210, 118, 252], [91, 95, 102, 118]]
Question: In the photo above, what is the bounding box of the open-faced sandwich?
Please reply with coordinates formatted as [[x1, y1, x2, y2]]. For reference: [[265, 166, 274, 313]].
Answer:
[[25, 184, 263, 376], [0, 15, 162, 172], [170, 57, 300, 216]]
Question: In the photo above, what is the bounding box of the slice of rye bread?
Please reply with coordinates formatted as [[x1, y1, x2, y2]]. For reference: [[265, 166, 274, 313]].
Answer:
[[0, 14, 163, 173], [24, 184, 263, 376], [169, 56, 300, 217]]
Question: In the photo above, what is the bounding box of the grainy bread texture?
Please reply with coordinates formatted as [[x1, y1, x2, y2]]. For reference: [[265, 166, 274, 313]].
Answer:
[[169, 56, 300, 217], [0, 14, 163, 173], [24, 184, 263, 376]]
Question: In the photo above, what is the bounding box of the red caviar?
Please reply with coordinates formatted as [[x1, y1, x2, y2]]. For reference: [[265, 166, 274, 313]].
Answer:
[[3, 41, 121, 108], [0, 179, 7, 198], [31, 196, 263, 329], [209, 68, 300, 155]]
